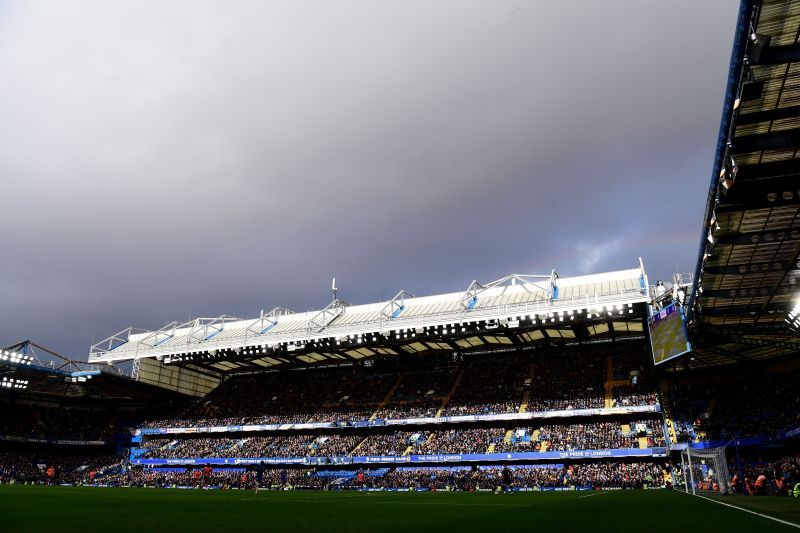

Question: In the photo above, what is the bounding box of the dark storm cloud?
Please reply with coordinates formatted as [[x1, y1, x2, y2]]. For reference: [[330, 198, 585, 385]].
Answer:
[[0, 0, 738, 358]]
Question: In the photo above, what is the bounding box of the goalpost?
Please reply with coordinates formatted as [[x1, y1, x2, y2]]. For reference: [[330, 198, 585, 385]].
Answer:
[[680, 446, 731, 495]]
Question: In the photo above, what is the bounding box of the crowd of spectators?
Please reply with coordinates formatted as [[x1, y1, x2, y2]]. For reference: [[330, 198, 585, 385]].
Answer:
[[416, 428, 505, 455], [376, 462, 666, 490], [356, 431, 412, 456], [609, 349, 659, 407], [105, 466, 319, 488], [492, 419, 665, 453], [138, 421, 668, 460], [1, 454, 668, 490], [351, 429, 505, 456], [734, 453, 800, 496], [141, 368, 350, 428], [137, 346, 661, 431], [527, 352, 606, 411], [667, 382, 708, 442], [309, 372, 398, 423], [0, 404, 117, 441], [377, 368, 457, 419], [142, 434, 365, 459], [0, 451, 120, 484], [441, 357, 526, 416], [612, 385, 658, 407], [668, 368, 800, 442]]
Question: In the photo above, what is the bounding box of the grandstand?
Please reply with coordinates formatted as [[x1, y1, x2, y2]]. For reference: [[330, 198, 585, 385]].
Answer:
[[85, 264, 670, 487], [2, 266, 672, 491], [4, 0, 800, 530], [0, 340, 188, 485]]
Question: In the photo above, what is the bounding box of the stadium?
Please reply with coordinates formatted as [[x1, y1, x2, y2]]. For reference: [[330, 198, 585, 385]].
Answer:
[[2, 0, 800, 530]]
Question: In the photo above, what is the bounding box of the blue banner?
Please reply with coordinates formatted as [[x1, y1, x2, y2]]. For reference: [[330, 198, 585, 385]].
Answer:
[[130, 447, 667, 466], [670, 438, 766, 451], [781, 426, 800, 440]]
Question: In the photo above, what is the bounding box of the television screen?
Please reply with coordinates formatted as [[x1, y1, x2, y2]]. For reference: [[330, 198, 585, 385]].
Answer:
[[648, 303, 691, 365]]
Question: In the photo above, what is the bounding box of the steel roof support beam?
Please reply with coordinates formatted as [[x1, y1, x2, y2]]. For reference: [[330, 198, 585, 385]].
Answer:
[[712, 228, 800, 246], [181, 362, 225, 379], [750, 42, 800, 66], [703, 260, 800, 275], [719, 335, 800, 352], [460, 274, 552, 309], [90, 327, 148, 358], [700, 284, 796, 299], [737, 104, 800, 126], [139, 322, 180, 348], [460, 280, 484, 309], [183, 315, 240, 344], [732, 127, 800, 154], [700, 344, 751, 363], [246, 307, 294, 336], [697, 303, 768, 316], [308, 300, 346, 332], [736, 158, 800, 181], [716, 173, 800, 211], [717, 195, 800, 212], [382, 290, 415, 319]]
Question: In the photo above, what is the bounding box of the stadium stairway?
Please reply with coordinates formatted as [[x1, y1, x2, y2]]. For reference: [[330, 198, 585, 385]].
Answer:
[[705, 396, 718, 420], [106, 415, 118, 440], [434, 368, 465, 418], [665, 418, 678, 445], [658, 379, 678, 445], [603, 356, 630, 408], [349, 437, 369, 456], [369, 373, 405, 421], [518, 363, 535, 413], [32, 410, 44, 437]]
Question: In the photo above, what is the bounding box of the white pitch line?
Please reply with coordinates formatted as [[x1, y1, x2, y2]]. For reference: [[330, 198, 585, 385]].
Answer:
[[687, 492, 800, 529], [238, 496, 532, 507], [578, 491, 607, 499]]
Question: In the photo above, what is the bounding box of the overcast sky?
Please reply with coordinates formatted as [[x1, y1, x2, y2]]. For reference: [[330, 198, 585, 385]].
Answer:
[[0, 0, 738, 359]]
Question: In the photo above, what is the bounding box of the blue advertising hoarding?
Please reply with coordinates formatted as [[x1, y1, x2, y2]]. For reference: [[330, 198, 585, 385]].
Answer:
[[130, 447, 668, 467]]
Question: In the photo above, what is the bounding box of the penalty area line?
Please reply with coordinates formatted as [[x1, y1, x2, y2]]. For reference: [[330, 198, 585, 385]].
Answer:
[[685, 492, 800, 529]]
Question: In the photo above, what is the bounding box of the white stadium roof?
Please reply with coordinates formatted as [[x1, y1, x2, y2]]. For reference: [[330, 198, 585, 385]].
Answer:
[[89, 262, 650, 366]]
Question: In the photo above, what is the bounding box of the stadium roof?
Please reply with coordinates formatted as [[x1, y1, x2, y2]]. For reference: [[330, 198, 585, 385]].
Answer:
[[0, 340, 186, 403], [687, 0, 800, 368], [88, 265, 651, 389]]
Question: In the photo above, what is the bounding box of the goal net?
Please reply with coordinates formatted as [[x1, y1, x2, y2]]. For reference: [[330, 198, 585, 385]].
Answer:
[[680, 446, 731, 495]]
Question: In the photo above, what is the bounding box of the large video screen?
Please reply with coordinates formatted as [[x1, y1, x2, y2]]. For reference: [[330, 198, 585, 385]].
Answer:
[[648, 303, 691, 365]]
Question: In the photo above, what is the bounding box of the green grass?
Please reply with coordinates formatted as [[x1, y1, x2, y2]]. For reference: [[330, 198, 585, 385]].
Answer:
[[0, 486, 798, 532]]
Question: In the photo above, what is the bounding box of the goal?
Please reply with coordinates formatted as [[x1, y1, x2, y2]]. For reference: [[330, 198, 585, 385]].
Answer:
[[680, 446, 731, 495]]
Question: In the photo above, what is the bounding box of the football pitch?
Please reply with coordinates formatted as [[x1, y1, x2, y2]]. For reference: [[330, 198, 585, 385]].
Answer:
[[1, 486, 798, 532]]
